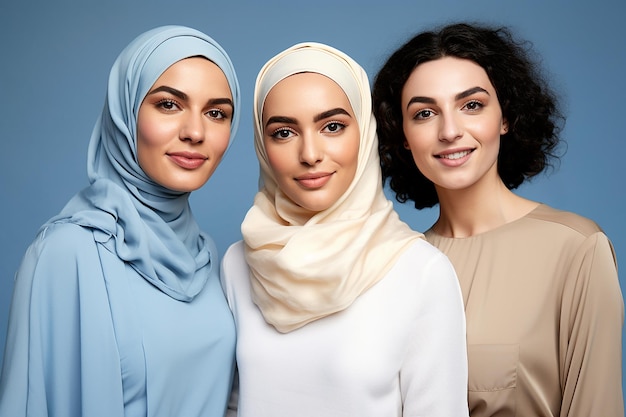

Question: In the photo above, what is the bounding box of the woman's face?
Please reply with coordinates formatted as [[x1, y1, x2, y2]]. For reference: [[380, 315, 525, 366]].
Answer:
[[401, 56, 508, 193], [262, 72, 360, 213], [137, 57, 233, 192]]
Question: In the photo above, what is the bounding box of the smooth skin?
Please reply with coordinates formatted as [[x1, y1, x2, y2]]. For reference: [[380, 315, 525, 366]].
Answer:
[[262, 72, 360, 214], [401, 57, 537, 238], [137, 57, 234, 193]]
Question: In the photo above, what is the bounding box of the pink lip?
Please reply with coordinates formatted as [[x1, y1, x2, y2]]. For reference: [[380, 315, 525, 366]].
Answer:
[[295, 172, 334, 189], [434, 148, 474, 167], [168, 152, 208, 169]]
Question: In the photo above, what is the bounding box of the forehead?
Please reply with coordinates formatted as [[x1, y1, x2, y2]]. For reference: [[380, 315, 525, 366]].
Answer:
[[403, 57, 494, 97], [156, 57, 228, 86], [263, 72, 353, 117]]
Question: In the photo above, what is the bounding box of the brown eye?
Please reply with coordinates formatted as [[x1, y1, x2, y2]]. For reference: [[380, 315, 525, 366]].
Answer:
[[270, 128, 295, 140], [322, 121, 346, 134], [463, 100, 484, 111], [157, 99, 179, 111], [414, 109, 433, 120], [207, 109, 226, 119]]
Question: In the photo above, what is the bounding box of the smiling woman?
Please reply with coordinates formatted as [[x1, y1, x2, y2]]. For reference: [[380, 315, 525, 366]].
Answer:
[[137, 57, 234, 192], [262, 72, 360, 213], [373, 22, 624, 417], [0, 25, 241, 417], [401, 57, 508, 197], [220, 42, 469, 417]]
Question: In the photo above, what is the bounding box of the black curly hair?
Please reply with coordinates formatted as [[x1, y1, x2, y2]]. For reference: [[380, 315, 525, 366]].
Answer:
[[372, 22, 565, 209]]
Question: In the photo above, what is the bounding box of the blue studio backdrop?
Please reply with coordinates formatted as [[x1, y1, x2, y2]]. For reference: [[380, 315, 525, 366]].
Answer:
[[1, 0, 625, 399]]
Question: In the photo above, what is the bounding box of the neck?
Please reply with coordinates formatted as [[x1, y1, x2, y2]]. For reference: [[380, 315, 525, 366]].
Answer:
[[433, 175, 538, 238]]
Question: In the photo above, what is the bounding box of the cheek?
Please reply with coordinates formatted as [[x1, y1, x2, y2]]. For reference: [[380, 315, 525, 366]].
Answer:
[[136, 116, 168, 172], [403, 126, 429, 156], [210, 125, 232, 158], [472, 120, 503, 147], [402, 118, 422, 145], [265, 143, 292, 180], [403, 133, 433, 175], [329, 126, 360, 165], [136, 119, 154, 167], [136, 113, 171, 150], [340, 136, 360, 175], [407, 147, 428, 174]]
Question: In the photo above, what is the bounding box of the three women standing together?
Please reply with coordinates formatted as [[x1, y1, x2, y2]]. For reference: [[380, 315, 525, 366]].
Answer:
[[0, 21, 622, 417]]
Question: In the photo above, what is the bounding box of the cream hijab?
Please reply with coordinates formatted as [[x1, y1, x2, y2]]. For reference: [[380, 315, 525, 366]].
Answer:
[[242, 42, 422, 333]]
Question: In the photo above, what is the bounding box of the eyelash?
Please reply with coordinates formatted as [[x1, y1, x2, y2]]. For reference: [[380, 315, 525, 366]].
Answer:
[[156, 99, 228, 120], [462, 100, 484, 111], [322, 121, 346, 133], [269, 120, 347, 140], [156, 98, 180, 111], [270, 127, 295, 140], [412, 99, 485, 120], [413, 109, 434, 120], [207, 109, 227, 119]]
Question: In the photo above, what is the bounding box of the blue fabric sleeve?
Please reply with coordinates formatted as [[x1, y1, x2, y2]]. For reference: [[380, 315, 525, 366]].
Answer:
[[0, 223, 125, 417]]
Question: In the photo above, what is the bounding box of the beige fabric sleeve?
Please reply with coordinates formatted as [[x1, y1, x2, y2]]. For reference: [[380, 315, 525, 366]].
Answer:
[[559, 232, 624, 417]]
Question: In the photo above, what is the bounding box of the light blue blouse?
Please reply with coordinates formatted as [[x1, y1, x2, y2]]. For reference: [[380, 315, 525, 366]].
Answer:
[[0, 222, 235, 416]]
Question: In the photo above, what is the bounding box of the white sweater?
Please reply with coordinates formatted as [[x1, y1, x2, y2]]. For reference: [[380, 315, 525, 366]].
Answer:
[[221, 239, 469, 417]]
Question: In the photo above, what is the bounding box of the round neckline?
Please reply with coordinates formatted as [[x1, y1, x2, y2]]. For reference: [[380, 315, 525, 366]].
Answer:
[[427, 203, 545, 240]]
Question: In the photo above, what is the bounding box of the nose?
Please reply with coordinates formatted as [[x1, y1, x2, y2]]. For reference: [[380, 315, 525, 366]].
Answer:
[[438, 112, 463, 142], [299, 133, 323, 166], [180, 112, 205, 143]]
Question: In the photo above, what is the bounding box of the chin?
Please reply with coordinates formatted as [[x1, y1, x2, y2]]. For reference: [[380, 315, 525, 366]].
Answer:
[[184, 171, 216, 191], [298, 200, 334, 213], [161, 177, 210, 193]]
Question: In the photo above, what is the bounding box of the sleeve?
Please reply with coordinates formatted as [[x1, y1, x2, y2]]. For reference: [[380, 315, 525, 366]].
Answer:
[[560, 232, 624, 417], [0, 224, 125, 417], [401, 251, 469, 417]]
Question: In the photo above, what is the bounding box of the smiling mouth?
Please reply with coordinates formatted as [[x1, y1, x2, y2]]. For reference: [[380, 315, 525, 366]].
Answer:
[[168, 154, 208, 169], [296, 173, 333, 189], [437, 150, 473, 160]]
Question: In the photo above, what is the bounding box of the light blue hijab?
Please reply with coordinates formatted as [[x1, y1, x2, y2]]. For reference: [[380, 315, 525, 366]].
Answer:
[[45, 25, 240, 302]]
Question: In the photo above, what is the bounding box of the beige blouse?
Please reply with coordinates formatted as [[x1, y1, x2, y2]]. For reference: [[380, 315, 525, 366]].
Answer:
[[426, 204, 624, 416]]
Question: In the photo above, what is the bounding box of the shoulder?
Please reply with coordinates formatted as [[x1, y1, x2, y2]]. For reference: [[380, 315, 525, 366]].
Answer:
[[524, 205, 615, 262], [390, 239, 460, 292], [9, 222, 106, 324], [398, 239, 456, 273], [34, 222, 100, 261], [18, 222, 101, 288], [220, 241, 248, 286], [222, 240, 246, 270], [384, 240, 465, 333], [220, 240, 251, 309], [527, 204, 605, 238]]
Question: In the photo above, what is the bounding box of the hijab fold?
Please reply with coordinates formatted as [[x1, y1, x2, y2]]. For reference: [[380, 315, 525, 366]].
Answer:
[[44, 26, 240, 302], [242, 43, 422, 332]]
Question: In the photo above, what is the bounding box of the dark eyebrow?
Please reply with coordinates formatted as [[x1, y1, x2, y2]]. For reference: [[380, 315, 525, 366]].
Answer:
[[265, 116, 297, 129], [455, 86, 489, 100], [406, 86, 490, 110], [208, 97, 234, 110], [147, 85, 187, 100], [313, 107, 351, 123], [265, 107, 351, 129], [406, 96, 435, 109]]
